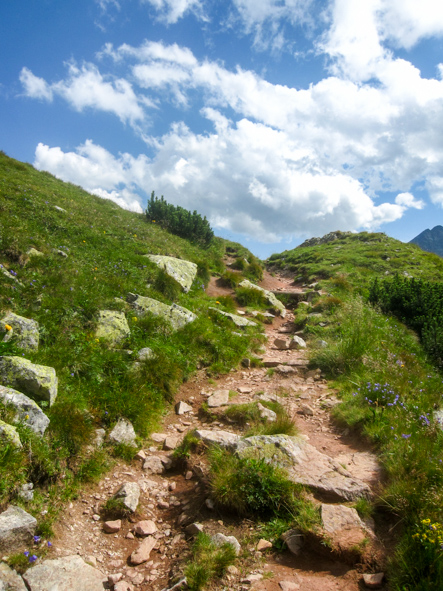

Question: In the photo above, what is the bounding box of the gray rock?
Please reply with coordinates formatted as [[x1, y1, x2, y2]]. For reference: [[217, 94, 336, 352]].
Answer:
[[0, 386, 49, 436], [281, 529, 304, 555], [194, 429, 240, 450], [93, 428, 106, 447], [143, 456, 165, 474], [257, 402, 277, 422], [0, 505, 37, 553], [0, 267, 23, 286], [289, 336, 307, 349], [18, 483, 34, 502], [0, 562, 27, 590], [145, 255, 197, 293], [238, 279, 286, 317], [52, 248, 68, 258], [0, 357, 57, 406], [22, 555, 105, 590], [236, 435, 371, 502], [207, 389, 229, 408], [109, 418, 137, 447], [95, 310, 130, 346], [113, 482, 140, 513], [209, 308, 256, 328], [211, 533, 241, 555], [26, 248, 44, 258], [137, 347, 155, 361], [129, 294, 197, 331], [274, 338, 289, 350], [434, 409, 443, 428], [185, 523, 204, 536], [0, 421, 22, 448], [321, 504, 373, 535], [175, 401, 193, 415], [1, 314, 39, 351]]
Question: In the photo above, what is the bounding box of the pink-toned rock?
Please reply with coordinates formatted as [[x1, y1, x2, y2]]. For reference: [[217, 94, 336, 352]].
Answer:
[[163, 436, 179, 450], [262, 358, 280, 367], [108, 573, 123, 585], [274, 338, 289, 350], [238, 386, 252, 394], [130, 537, 156, 565], [151, 433, 167, 443], [256, 539, 273, 551], [133, 520, 157, 536], [363, 573, 384, 589], [103, 519, 122, 533]]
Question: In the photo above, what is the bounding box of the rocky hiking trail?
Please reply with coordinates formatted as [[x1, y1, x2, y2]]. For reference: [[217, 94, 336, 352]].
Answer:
[[3, 270, 388, 591]]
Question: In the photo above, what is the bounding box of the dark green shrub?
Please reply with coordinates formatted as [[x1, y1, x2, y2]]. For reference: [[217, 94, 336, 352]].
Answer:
[[146, 192, 213, 246]]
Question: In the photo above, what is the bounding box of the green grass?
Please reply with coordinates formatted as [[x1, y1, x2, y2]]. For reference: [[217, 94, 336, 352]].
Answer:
[[268, 231, 443, 296], [0, 151, 262, 516], [185, 532, 237, 591]]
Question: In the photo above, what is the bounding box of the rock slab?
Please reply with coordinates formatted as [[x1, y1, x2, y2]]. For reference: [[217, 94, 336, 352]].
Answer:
[[22, 555, 105, 591], [0, 562, 27, 590], [236, 435, 371, 502], [0, 505, 37, 553], [0, 386, 49, 436], [0, 357, 57, 406], [130, 537, 156, 565], [145, 255, 197, 293]]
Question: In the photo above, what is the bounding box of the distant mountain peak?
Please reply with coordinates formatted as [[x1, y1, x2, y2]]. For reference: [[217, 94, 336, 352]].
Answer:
[[410, 225, 443, 257]]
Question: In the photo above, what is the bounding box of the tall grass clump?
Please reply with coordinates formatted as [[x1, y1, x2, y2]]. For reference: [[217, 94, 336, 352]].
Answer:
[[185, 532, 237, 591]]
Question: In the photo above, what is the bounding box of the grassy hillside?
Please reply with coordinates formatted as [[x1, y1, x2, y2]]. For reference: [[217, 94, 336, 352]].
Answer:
[[268, 231, 443, 292], [0, 152, 263, 530], [268, 233, 443, 589]]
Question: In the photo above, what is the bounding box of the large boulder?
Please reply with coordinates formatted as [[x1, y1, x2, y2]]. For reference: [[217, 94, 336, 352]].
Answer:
[[0, 386, 49, 436], [238, 279, 286, 317], [127, 294, 197, 331], [0, 561, 27, 590], [0, 357, 57, 406], [209, 308, 256, 328], [22, 555, 105, 591], [95, 310, 130, 346], [145, 255, 197, 293], [1, 313, 39, 351], [194, 429, 240, 450], [0, 505, 37, 553], [236, 435, 371, 502]]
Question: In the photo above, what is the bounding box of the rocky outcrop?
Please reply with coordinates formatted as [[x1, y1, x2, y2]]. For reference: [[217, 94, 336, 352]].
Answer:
[[298, 231, 352, 248], [95, 310, 130, 346], [236, 435, 371, 502], [145, 255, 197, 293], [238, 279, 286, 317], [22, 555, 105, 591], [0, 386, 50, 436], [209, 308, 257, 327], [0, 505, 37, 553], [1, 313, 39, 351], [0, 357, 58, 405]]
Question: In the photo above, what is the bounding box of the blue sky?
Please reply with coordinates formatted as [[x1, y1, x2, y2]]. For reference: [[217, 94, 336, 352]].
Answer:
[[2, 0, 443, 258]]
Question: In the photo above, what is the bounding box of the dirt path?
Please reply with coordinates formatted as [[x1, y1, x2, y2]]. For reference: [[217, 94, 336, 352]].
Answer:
[[49, 274, 386, 591]]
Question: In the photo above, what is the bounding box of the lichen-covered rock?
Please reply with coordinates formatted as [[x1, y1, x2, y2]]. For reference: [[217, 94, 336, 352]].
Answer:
[[22, 555, 105, 591], [95, 310, 130, 346], [0, 505, 37, 553], [26, 247, 45, 258], [137, 347, 155, 361], [145, 255, 197, 293], [0, 420, 22, 448], [128, 294, 197, 331], [236, 435, 371, 502], [194, 429, 240, 450], [1, 313, 39, 351], [0, 561, 28, 590], [209, 308, 256, 327], [109, 418, 137, 447], [211, 533, 241, 555], [0, 357, 57, 405], [0, 386, 50, 436], [238, 279, 286, 317]]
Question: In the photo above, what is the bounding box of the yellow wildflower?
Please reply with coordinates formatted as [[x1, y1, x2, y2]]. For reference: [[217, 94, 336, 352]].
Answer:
[[4, 324, 12, 331], [132, 317, 138, 321], [25, 415, 29, 420]]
